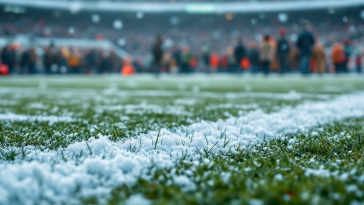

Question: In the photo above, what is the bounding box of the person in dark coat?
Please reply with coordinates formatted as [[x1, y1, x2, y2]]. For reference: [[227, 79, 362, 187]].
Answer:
[[343, 39, 352, 73], [296, 22, 315, 75], [43, 45, 56, 74], [1, 45, 16, 73], [151, 35, 163, 75], [84, 49, 99, 74], [276, 28, 291, 74], [20, 47, 37, 74], [234, 38, 246, 73], [248, 42, 260, 74], [99, 51, 113, 74]]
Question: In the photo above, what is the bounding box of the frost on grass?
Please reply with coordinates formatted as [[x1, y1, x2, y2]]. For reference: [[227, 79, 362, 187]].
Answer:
[[1, 93, 364, 204], [0, 113, 77, 124]]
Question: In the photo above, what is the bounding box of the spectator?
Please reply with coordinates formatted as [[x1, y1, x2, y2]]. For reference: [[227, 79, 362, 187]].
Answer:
[[209, 53, 220, 73], [151, 35, 164, 75], [259, 35, 274, 75], [110, 51, 121, 73], [20, 47, 38, 74], [1, 45, 16, 74], [357, 52, 363, 73], [68, 48, 82, 74], [180, 46, 191, 73], [84, 49, 100, 74], [99, 51, 113, 74], [227, 48, 236, 73], [172, 44, 182, 72], [276, 28, 290, 74], [58, 47, 70, 74], [343, 39, 352, 73], [248, 42, 260, 74], [312, 41, 326, 74], [296, 22, 315, 75], [331, 43, 345, 74], [201, 42, 211, 73], [220, 52, 228, 72], [234, 38, 246, 73], [43, 45, 57, 74]]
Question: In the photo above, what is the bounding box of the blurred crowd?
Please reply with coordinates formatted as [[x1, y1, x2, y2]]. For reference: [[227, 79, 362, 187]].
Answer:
[[0, 44, 144, 75], [0, 8, 363, 75], [150, 23, 362, 75], [1, 23, 362, 75]]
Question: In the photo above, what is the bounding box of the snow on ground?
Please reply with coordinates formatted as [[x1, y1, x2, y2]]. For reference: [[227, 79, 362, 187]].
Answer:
[[0, 113, 77, 124], [1, 92, 364, 204], [95, 103, 193, 116]]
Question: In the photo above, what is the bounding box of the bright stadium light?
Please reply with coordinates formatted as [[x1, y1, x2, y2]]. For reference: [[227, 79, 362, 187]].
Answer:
[[278, 13, 288, 23], [69, 2, 81, 14], [185, 4, 215, 13], [68, 27, 75, 34], [117, 38, 126, 46], [92, 14, 100, 23], [113, 20, 123, 30]]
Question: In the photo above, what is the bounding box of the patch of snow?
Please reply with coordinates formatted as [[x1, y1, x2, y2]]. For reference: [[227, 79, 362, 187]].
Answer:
[[126, 194, 151, 205], [1, 93, 364, 204], [0, 113, 77, 124]]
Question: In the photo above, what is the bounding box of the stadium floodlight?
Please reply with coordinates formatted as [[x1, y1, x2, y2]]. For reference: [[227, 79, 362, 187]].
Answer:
[[1, 0, 364, 13], [69, 2, 81, 14], [185, 4, 215, 13], [92, 14, 100, 23], [68, 27, 75, 34], [117, 38, 126, 47], [113, 20, 123, 30], [278, 13, 288, 23]]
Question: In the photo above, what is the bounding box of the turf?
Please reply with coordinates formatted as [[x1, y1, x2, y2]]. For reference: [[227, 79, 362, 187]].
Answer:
[[0, 75, 364, 205]]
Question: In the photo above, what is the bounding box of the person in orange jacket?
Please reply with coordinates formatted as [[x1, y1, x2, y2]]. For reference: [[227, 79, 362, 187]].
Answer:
[[220, 52, 228, 72], [209, 53, 219, 73], [68, 48, 82, 74], [331, 43, 345, 74], [121, 56, 136, 76]]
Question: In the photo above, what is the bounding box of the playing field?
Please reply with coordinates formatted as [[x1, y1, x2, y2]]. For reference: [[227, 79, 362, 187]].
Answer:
[[1, 74, 364, 205]]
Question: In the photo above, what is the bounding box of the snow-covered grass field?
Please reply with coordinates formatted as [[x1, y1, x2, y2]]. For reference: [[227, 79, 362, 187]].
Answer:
[[1, 75, 364, 205]]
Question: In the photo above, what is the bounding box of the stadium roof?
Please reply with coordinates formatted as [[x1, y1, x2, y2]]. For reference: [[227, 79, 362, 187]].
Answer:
[[0, 0, 363, 13]]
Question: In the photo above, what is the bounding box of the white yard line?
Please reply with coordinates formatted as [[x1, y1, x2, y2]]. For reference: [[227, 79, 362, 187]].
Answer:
[[1, 93, 364, 204], [0, 87, 331, 100]]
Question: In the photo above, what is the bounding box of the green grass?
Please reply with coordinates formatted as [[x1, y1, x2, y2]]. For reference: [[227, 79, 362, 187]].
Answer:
[[105, 117, 364, 205], [1, 75, 364, 93], [0, 76, 364, 205]]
